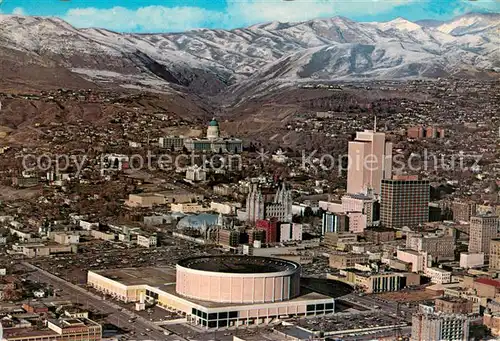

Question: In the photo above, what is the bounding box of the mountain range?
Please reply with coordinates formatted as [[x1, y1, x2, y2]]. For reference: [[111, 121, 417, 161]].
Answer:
[[0, 12, 498, 95]]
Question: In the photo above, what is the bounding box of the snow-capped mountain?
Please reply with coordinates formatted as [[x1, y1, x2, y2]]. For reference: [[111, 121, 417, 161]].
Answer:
[[0, 13, 498, 94]]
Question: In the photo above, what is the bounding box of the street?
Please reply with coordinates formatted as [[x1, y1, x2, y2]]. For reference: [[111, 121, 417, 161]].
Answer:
[[341, 293, 414, 322], [23, 262, 186, 341]]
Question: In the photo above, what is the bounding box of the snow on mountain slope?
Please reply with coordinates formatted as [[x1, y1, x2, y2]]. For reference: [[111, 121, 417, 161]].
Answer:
[[437, 13, 499, 36], [0, 12, 498, 94]]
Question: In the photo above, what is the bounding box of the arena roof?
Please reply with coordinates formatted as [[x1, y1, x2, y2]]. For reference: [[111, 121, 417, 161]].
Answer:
[[92, 267, 176, 286], [177, 255, 299, 274]]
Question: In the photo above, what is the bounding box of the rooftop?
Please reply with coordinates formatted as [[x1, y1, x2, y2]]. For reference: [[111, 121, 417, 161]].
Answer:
[[436, 296, 470, 303], [426, 267, 451, 273], [398, 249, 421, 256], [177, 255, 299, 274], [161, 283, 331, 308], [475, 277, 500, 288], [91, 267, 176, 286]]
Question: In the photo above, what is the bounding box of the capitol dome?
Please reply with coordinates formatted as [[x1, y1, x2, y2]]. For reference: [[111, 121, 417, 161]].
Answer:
[[206, 118, 220, 140]]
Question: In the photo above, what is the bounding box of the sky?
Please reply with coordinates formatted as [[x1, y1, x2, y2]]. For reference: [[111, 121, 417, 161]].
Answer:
[[0, 0, 498, 32]]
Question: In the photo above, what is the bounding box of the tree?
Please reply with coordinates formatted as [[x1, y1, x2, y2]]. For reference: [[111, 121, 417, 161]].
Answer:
[[469, 325, 491, 341]]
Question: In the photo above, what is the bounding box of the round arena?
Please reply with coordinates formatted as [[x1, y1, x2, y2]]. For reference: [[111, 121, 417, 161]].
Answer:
[[176, 255, 301, 304]]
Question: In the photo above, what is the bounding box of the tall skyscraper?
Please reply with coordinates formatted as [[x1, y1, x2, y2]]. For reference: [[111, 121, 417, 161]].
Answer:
[[346, 123, 392, 195], [469, 214, 499, 255], [380, 178, 430, 229]]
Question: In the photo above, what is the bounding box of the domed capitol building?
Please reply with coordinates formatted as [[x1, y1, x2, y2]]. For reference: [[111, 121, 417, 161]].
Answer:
[[184, 118, 243, 153]]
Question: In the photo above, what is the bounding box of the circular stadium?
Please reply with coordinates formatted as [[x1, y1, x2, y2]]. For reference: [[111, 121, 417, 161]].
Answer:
[[176, 255, 301, 304]]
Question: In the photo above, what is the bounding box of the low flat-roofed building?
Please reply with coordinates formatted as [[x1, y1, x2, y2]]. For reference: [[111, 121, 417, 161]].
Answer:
[[397, 249, 428, 273], [126, 189, 204, 208], [442, 285, 481, 314], [53, 233, 80, 245], [137, 234, 157, 248], [213, 184, 234, 197], [87, 267, 177, 302], [210, 201, 241, 215], [158, 136, 184, 150], [460, 252, 484, 269], [364, 227, 395, 244], [157, 190, 204, 204], [435, 297, 473, 314], [328, 269, 420, 294], [425, 267, 452, 284], [90, 229, 116, 241], [2, 317, 101, 341], [329, 252, 369, 269], [125, 193, 166, 208], [323, 232, 357, 249], [389, 258, 411, 272], [11, 176, 39, 188], [21, 243, 75, 258], [9, 227, 32, 242], [318, 201, 343, 213], [21, 302, 49, 314], [473, 277, 500, 298], [171, 203, 209, 214]]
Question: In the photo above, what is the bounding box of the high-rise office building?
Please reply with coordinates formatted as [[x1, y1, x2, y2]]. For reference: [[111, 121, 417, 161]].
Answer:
[[380, 179, 430, 229], [346, 126, 392, 195], [322, 212, 349, 235], [341, 193, 376, 226], [411, 312, 470, 341], [469, 214, 499, 255]]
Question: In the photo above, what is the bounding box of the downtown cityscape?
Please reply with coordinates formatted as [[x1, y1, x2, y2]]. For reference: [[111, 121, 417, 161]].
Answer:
[[0, 2, 499, 341]]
